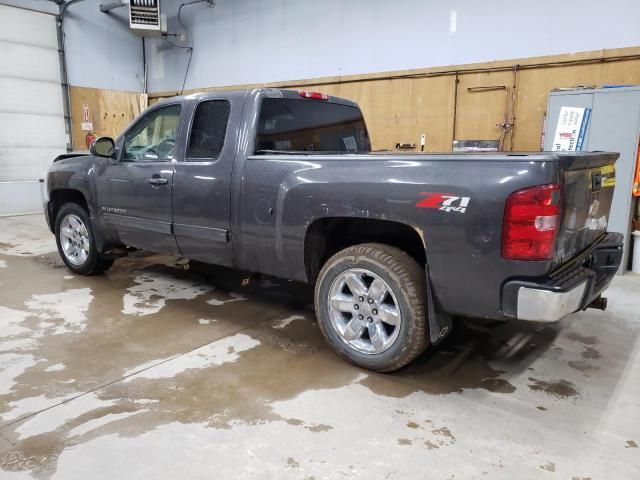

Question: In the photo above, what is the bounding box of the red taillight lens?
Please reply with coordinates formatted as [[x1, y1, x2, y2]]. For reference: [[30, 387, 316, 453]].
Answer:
[[299, 90, 329, 101], [502, 183, 561, 260]]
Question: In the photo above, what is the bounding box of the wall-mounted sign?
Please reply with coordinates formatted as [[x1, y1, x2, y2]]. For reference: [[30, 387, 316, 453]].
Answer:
[[81, 103, 93, 131], [552, 106, 591, 151]]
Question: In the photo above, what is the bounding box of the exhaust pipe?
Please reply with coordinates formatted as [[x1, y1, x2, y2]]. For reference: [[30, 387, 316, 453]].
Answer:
[[587, 296, 607, 311]]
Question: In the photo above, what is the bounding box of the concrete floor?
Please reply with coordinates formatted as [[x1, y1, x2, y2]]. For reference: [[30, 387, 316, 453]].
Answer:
[[0, 214, 639, 479]]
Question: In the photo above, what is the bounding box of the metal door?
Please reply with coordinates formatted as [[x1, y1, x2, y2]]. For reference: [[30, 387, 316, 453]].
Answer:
[[95, 103, 183, 255]]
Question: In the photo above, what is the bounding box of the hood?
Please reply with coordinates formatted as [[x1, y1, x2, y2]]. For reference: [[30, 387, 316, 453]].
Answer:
[[53, 151, 90, 162]]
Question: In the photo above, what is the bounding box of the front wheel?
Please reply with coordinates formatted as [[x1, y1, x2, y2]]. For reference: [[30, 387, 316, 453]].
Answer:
[[55, 203, 113, 275], [315, 243, 428, 372]]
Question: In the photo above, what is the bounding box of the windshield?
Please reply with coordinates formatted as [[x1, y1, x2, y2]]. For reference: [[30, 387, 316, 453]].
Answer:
[[255, 98, 371, 153]]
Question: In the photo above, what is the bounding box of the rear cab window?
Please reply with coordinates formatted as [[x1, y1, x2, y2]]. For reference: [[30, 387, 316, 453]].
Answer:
[[255, 98, 371, 153]]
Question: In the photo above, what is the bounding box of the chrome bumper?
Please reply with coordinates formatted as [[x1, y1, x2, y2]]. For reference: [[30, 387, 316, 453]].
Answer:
[[516, 281, 587, 322], [501, 232, 624, 323]]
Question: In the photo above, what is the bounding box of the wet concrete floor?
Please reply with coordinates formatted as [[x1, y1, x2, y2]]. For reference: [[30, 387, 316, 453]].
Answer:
[[0, 214, 639, 479]]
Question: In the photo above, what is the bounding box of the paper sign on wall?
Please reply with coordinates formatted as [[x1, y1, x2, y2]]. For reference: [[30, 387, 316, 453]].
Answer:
[[551, 106, 591, 151], [81, 103, 93, 131]]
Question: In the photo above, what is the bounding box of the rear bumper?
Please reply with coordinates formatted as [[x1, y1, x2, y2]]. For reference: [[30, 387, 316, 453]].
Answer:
[[501, 232, 624, 322]]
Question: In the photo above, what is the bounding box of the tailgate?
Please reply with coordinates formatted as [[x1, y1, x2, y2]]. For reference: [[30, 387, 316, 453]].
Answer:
[[554, 152, 618, 265]]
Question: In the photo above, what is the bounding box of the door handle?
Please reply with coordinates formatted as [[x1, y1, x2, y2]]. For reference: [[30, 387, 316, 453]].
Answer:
[[146, 177, 168, 186]]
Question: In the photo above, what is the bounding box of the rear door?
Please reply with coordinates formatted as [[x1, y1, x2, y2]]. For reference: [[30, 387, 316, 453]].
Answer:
[[172, 98, 235, 266], [95, 103, 182, 254]]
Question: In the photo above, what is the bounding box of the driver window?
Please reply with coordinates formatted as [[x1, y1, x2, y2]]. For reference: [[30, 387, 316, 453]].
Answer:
[[123, 104, 182, 162]]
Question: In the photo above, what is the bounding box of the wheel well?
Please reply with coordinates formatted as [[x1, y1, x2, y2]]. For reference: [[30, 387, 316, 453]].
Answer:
[[304, 217, 426, 282], [48, 189, 89, 227]]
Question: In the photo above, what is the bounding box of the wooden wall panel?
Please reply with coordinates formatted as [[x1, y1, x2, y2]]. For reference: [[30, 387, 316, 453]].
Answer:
[[144, 46, 640, 154], [455, 71, 514, 147], [69, 86, 141, 150]]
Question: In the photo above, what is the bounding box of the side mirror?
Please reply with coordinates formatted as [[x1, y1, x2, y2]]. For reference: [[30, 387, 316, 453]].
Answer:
[[90, 137, 116, 158]]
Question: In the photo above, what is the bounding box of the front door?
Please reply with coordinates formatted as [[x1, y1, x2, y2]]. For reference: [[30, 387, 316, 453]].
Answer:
[[95, 103, 183, 255]]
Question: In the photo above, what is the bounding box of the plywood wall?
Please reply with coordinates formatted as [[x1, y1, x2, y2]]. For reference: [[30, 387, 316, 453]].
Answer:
[[69, 86, 142, 150], [298, 55, 640, 152], [149, 46, 640, 153]]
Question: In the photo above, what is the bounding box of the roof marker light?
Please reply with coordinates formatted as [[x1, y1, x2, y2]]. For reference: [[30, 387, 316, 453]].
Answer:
[[299, 91, 329, 101]]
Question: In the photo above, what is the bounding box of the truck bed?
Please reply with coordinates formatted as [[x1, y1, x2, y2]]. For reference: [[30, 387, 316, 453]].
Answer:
[[240, 150, 617, 320]]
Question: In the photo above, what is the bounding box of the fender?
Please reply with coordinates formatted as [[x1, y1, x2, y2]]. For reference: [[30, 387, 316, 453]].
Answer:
[[46, 155, 108, 252]]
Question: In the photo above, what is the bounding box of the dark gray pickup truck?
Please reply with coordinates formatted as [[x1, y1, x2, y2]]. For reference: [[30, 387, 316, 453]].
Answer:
[[44, 88, 623, 371]]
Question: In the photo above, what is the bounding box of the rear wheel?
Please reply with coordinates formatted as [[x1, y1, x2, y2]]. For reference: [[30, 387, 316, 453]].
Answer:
[[315, 243, 428, 372], [55, 203, 113, 275]]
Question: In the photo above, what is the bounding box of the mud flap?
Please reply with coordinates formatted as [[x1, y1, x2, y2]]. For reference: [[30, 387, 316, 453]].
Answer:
[[89, 214, 108, 254], [425, 262, 452, 345]]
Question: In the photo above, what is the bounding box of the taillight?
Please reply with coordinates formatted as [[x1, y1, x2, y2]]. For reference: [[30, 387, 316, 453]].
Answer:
[[502, 183, 561, 260], [299, 90, 329, 101]]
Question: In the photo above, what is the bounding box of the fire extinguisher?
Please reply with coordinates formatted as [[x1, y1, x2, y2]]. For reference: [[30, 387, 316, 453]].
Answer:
[[85, 131, 97, 149]]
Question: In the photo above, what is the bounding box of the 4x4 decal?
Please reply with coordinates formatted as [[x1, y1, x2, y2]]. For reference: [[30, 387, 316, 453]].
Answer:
[[416, 192, 470, 213]]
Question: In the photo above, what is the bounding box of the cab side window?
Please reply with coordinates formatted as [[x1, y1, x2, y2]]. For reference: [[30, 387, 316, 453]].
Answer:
[[123, 104, 182, 162], [186, 100, 231, 160]]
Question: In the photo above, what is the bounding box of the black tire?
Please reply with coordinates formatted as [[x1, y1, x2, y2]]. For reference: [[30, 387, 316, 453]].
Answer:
[[315, 243, 428, 372], [55, 203, 114, 275]]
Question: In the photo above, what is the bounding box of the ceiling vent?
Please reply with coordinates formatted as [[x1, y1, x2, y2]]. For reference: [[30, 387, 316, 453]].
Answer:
[[129, 0, 166, 36]]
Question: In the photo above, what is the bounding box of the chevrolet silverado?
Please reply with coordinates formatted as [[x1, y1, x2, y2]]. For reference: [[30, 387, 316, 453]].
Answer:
[[44, 88, 623, 371]]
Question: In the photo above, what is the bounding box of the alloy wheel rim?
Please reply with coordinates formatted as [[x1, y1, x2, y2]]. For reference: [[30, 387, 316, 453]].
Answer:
[[59, 214, 90, 266], [327, 267, 402, 354]]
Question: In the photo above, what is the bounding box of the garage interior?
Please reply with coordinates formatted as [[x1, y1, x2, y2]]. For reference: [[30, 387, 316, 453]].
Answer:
[[1, 0, 639, 478]]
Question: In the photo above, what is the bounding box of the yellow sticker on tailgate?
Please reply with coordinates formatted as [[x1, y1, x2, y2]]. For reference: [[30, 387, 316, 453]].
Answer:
[[601, 164, 616, 188]]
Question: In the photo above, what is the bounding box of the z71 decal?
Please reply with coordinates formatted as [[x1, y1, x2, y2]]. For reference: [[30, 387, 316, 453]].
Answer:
[[416, 192, 470, 214]]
